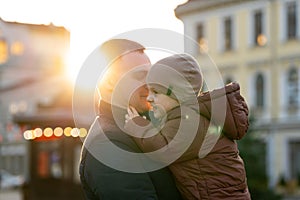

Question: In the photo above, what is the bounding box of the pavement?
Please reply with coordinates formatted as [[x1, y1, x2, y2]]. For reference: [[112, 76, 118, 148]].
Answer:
[[1, 187, 300, 200], [0, 188, 22, 200]]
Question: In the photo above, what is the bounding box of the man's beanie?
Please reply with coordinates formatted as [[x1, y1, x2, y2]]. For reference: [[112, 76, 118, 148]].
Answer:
[[146, 54, 203, 102], [100, 39, 145, 63]]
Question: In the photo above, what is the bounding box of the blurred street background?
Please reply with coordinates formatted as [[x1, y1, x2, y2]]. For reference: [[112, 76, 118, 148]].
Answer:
[[1, 0, 300, 199]]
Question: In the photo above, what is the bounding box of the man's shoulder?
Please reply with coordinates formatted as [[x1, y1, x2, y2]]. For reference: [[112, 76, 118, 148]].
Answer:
[[83, 116, 143, 153]]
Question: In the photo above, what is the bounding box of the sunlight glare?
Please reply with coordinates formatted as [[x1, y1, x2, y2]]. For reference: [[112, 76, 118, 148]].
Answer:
[[65, 50, 80, 84]]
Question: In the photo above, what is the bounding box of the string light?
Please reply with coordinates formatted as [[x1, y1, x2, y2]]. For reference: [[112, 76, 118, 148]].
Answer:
[[22, 127, 88, 140]]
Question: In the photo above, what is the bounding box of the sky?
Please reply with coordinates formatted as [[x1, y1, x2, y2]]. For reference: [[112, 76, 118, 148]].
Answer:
[[0, 0, 188, 81]]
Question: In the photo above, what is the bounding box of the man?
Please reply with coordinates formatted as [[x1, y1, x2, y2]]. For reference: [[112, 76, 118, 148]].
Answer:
[[79, 39, 183, 200]]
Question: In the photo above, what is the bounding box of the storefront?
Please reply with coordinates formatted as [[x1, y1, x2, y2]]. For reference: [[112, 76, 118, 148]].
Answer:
[[13, 112, 88, 200]]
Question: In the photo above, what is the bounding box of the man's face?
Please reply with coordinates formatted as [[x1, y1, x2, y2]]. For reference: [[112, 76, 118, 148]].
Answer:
[[115, 51, 151, 113], [129, 84, 151, 113]]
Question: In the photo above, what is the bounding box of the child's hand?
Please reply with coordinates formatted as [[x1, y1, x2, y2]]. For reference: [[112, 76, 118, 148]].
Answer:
[[125, 106, 140, 123], [124, 106, 154, 138]]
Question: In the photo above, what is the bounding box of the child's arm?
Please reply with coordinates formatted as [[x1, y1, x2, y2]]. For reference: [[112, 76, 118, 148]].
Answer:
[[124, 115, 160, 139], [124, 106, 178, 152], [125, 106, 205, 164]]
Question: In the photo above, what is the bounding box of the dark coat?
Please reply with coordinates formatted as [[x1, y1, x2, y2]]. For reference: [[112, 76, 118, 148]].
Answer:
[[79, 100, 183, 200]]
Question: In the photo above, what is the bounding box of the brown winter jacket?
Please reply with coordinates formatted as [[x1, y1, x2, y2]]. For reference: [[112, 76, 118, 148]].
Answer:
[[197, 82, 249, 140], [124, 82, 251, 200]]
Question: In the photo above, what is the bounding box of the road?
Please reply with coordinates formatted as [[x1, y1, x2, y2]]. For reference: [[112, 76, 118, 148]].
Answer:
[[0, 188, 22, 200]]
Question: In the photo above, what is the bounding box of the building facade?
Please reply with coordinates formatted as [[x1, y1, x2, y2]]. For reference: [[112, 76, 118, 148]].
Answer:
[[0, 18, 70, 178], [175, 0, 300, 189]]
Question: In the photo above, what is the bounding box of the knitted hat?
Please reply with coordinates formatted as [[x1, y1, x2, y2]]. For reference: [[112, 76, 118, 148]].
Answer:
[[100, 39, 145, 63], [146, 54, 203, 102]]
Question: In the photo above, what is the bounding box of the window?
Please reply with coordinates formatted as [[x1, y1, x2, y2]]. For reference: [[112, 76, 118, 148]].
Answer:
[[255, 73, 265, 108], [11, 41, 24, 56], [254, 10, 263, 44], [224, 17, 233, 51], [0, 39, 8, 64], [288, 68, 299, 107], [36, 141, 62, 179], [286, 1, 297, 39], [253, 10, 267, 46], [289, 141, 300, 182], [197, 23, 204, 44], [197, 23, 208, 54]]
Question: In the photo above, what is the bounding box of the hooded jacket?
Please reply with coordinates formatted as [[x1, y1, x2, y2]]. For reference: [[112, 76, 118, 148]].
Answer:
[[124, 82, 251, 200]]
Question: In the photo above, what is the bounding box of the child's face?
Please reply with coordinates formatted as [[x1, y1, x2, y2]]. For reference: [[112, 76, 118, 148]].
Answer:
[[147, 87, 179, 119]]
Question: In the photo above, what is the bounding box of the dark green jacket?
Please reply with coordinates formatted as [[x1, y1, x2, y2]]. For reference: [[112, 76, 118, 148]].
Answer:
[[79, 101, 182, 200]]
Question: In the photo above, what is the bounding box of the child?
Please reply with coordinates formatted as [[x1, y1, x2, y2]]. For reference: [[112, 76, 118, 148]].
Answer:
[[124, 54, 251, 200]]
